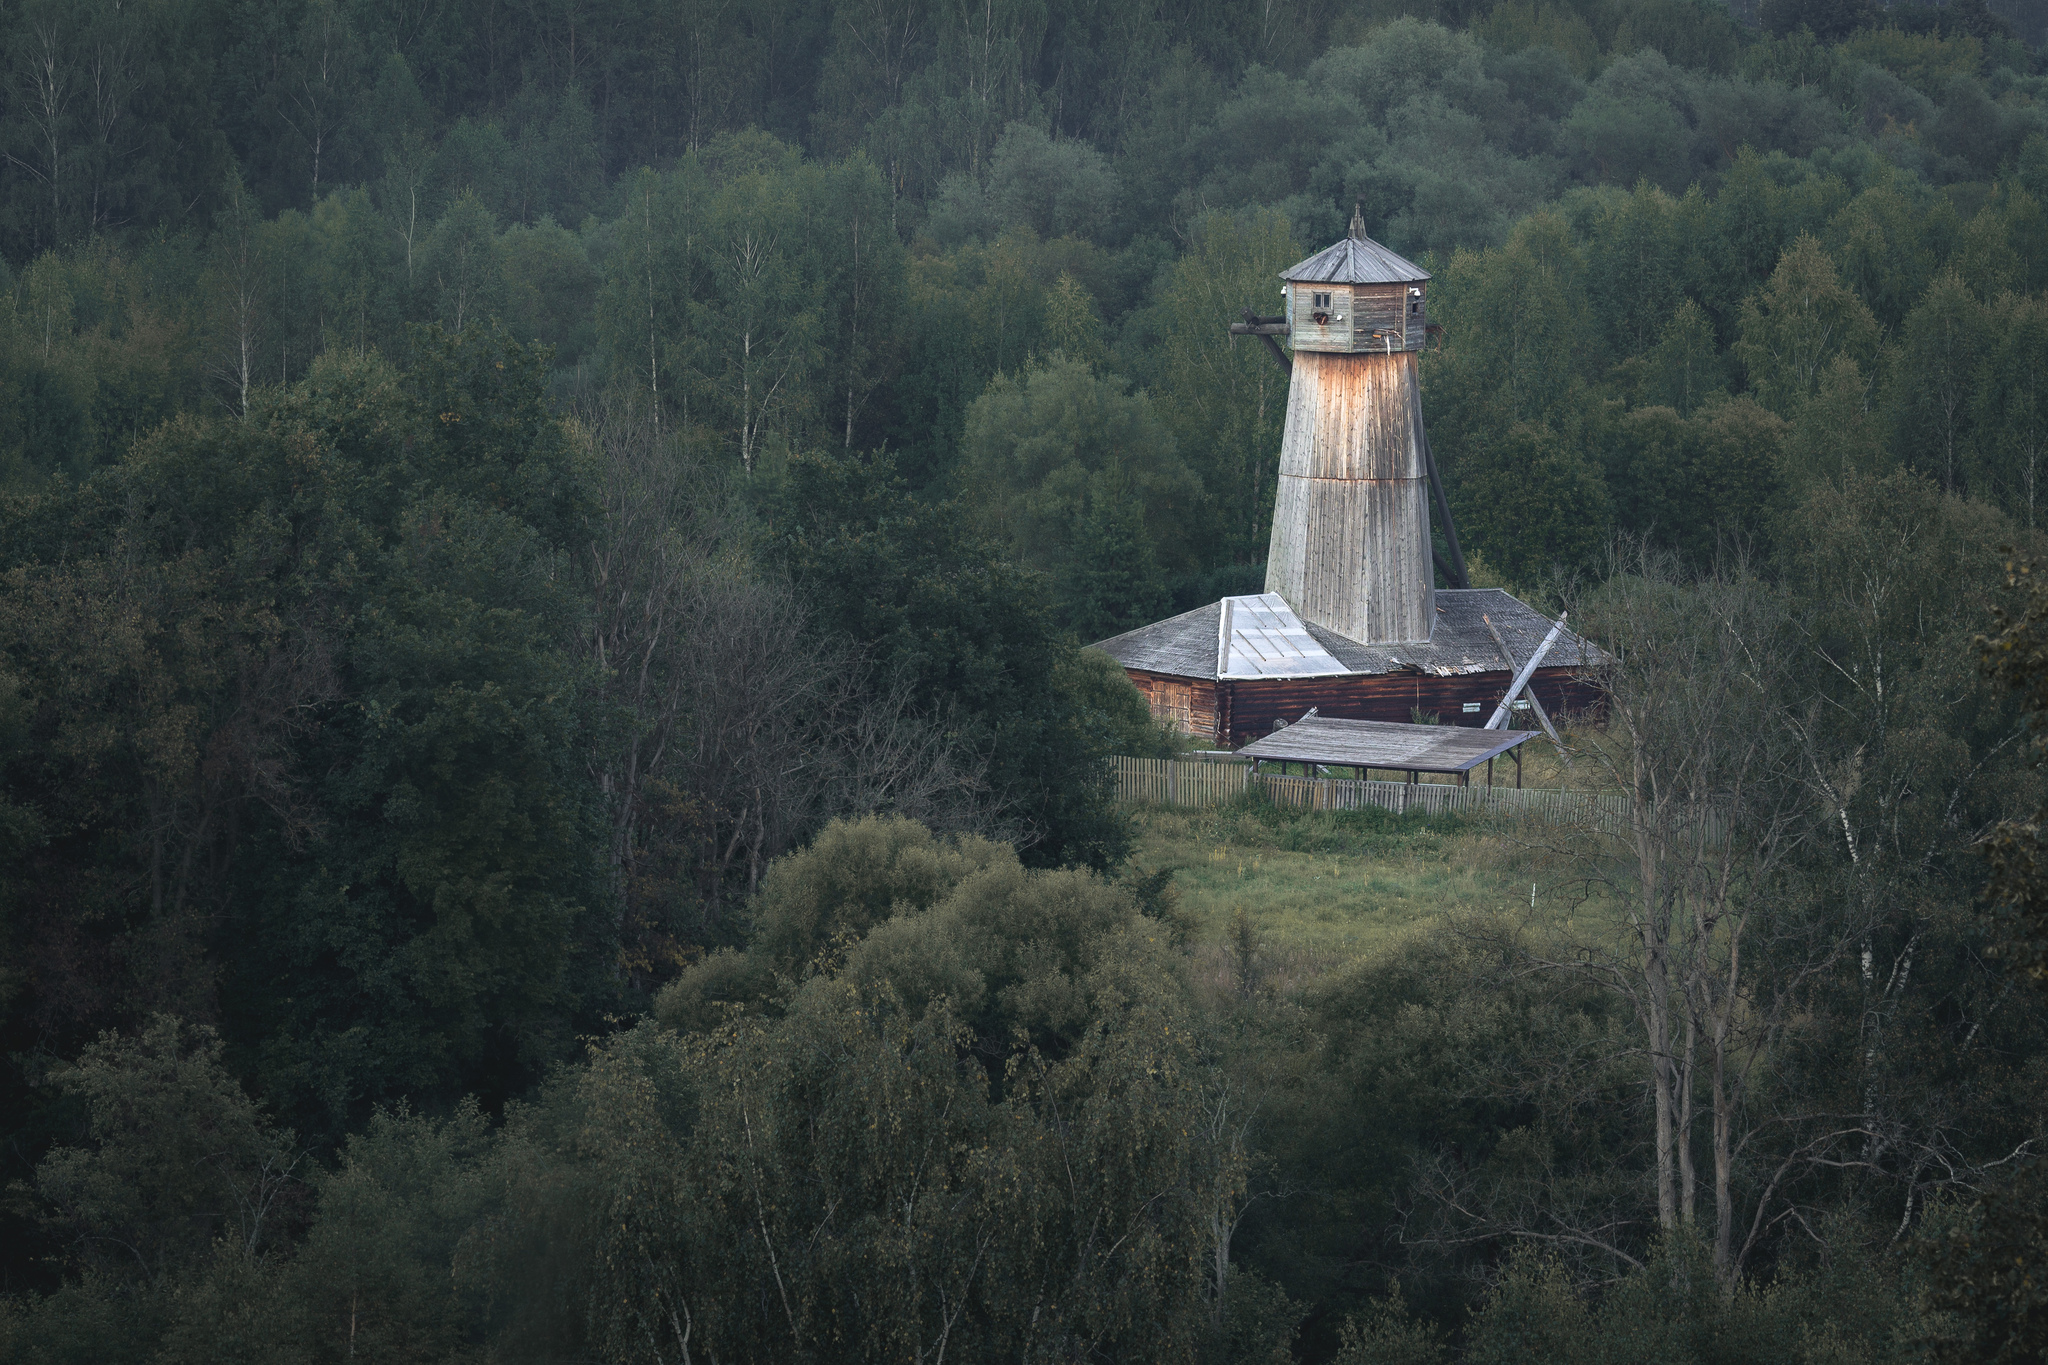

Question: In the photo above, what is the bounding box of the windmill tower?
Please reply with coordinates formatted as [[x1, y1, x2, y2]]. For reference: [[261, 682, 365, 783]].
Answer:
[[1262, 209, 1446, 645], [1091, 216, 1593, 749]]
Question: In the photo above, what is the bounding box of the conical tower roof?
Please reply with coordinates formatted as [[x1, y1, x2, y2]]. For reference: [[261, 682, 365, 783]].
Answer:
[[1280, 206, 1429, 285]]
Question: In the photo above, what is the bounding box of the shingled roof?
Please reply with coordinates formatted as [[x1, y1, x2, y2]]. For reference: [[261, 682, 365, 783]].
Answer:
[[1090, 588, 1603, 681], [1280, 234, 1430, 285], [1236, 714, 1535, 774]]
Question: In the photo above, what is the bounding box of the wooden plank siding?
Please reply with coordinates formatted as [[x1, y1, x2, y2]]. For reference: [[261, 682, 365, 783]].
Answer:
[[1351, 283, 1407, 350], [1265, 349, 1433, 645], [1127, 669, 1221, 741]]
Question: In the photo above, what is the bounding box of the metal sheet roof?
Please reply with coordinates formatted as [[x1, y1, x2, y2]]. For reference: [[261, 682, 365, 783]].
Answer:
[[1219, 594, 1352, 678], [1236, 714, 1534, 773], [1281, 235, 1430, 285]]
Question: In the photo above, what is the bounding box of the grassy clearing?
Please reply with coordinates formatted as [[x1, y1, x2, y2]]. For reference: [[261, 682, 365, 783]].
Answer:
[[1131, 789, 1602, 994]]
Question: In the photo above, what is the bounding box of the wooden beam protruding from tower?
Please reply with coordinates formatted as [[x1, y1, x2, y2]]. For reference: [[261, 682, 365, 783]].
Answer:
[[1230, 308, 1291, 374]]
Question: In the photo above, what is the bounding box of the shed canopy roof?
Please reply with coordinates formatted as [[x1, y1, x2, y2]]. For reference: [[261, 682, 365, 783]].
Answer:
[[1281, 234, 1430, 285], [1236, 714, 1534, 774], [1093, 588, 1604, 682], [1220, 594, 1350, 678]]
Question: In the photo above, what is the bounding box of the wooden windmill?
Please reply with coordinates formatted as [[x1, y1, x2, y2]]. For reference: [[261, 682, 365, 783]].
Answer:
[[1092, 212, 1600, 751], [1235, 206, 1468, 643]]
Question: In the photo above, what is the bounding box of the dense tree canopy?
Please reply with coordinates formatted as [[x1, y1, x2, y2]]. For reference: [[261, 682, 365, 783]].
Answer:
[[10, 0, 2048, 1360]]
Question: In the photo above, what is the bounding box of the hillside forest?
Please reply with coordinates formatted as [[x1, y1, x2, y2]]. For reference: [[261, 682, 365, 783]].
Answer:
[[14, 0, 2048, 1360]]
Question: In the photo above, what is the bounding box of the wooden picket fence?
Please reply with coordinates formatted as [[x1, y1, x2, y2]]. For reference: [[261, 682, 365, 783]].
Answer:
[[1111, 755, 1633, 834]]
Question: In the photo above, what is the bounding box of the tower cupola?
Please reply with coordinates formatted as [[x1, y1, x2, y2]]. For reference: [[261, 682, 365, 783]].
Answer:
[[1280, 207, 1430, 356]]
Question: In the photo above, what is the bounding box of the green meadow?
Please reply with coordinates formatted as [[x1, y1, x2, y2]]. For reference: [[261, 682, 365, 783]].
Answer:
[[1132, 790, 1602, 993]]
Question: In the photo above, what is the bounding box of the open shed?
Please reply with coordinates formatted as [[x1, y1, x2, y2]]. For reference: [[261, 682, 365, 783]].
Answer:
[[1234, 713, 1537, 787]]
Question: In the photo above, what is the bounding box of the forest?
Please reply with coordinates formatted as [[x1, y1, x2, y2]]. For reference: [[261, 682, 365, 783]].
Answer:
[[10, 0, 2048, 1358]]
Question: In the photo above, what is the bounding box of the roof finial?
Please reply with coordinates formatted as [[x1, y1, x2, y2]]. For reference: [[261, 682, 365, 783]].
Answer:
[[1349, 202, 1367, 241]]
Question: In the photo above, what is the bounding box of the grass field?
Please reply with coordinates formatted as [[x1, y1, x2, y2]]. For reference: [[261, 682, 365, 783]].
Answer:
[[1132, 793, 1593, 994]]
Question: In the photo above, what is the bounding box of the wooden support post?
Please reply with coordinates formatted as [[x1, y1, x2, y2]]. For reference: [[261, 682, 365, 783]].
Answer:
[[1487, 755, 1495, 787], [1415, 409, 1469, 590], [1233, 309, 1293, 374], [1483, 614, 1566, 752], [1514, 748, 1522, 789], [1487, 613, 1567, 730]]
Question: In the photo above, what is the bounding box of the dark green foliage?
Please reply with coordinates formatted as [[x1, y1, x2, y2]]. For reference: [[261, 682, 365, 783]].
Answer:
[[769, 449, 1133, 868], [1925, 1170, 2048, 1363], [12, 6, 2048, 1362], [34, 1017, 298, 1285], [1055, 491, 1175, 640], [1761, 0, 1879, 43], [958, 351, 1199, 637], [740, 814, 1010, 976], [0, 326, 606, 1134], [1061, 647, 1182, 758], [1977, 555, 2048, 990], [1459, 423, 1614, 584], [617, 820, 1282, 1361]]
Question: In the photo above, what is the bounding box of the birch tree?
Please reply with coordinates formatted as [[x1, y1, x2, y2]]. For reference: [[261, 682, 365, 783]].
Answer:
[[2, 0, 77, 250], [687, 147, 821, 471], [1733, 234, 1882, 417], [205, 173, 268, 416], [278, 0, 362, 205], [819, 153, 908, 449], [1544, 549, 1823, 1276]]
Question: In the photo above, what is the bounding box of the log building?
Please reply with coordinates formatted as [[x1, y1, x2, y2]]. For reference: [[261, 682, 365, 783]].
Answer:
[[1099, 589, 1602, 749]]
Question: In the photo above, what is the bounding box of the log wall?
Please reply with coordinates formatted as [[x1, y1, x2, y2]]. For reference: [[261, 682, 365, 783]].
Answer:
[[1287, 282, 1427, 353], [1221, 668, 1598, 745], [1351, 283, 1406, 349], [1288, 282, 1351, 351], [1121, 666, 1604, 748]]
